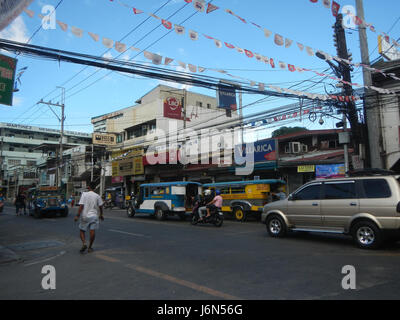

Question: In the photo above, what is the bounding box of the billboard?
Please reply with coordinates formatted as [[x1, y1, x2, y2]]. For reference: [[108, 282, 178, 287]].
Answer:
[[217, 84, 237, 111], [316, 164, 345, 179], [92, 133, 117, 146], [0, 54, 17, 106], [378, 35, 400, 61]]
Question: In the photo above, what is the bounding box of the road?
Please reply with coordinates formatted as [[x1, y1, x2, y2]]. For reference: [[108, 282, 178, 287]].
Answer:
[[0, 203, 400, 300]]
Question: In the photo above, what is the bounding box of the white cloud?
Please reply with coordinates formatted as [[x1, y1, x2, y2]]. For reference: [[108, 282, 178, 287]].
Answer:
[[0, 16, 29, 43]]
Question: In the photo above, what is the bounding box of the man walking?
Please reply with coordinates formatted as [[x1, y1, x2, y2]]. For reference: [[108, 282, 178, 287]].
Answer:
[[74, 182, 104, 253]]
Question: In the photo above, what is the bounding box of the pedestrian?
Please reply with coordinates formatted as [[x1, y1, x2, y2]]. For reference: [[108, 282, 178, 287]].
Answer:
[[74, 182, 104, 254], [14, 193, 25, 216]]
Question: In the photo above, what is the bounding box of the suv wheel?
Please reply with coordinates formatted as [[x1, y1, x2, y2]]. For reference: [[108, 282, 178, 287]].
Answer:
[[266, 215, 287, 238], [352, 221, 382, 249]]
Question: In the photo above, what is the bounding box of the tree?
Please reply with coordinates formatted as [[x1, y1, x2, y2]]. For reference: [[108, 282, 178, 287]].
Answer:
[[271, 126, 308, 138]]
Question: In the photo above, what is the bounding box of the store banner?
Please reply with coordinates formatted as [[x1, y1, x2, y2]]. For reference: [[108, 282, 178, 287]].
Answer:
[[298, 165, 315, 173], [217, 84, 237, 110], [235, 138, 277, 163], [92, 133, 117, 146], [163, 96, 183, 120]]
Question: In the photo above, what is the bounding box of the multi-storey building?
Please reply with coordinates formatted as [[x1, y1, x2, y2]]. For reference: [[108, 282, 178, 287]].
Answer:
[[0, 122, 91, 197]]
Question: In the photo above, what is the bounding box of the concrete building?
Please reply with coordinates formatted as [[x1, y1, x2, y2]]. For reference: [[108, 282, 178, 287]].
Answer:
[[0, 122, 91, 197], [370, 59, 400, 171], [91, 85, 240, 194]]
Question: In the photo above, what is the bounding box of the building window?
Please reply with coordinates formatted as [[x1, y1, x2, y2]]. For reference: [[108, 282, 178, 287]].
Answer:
[[207, 103, 211, 109], [196, 101, 203, 107], [9, 147, 14, 151]]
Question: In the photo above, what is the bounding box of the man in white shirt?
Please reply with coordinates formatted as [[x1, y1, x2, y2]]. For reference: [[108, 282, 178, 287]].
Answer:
[[74, 182, 104, 253]]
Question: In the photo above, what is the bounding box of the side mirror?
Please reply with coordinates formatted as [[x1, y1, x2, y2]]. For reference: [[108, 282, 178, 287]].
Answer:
[[288, 194, 297, 201]]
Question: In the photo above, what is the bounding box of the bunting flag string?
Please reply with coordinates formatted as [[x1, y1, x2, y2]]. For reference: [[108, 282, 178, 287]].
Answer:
[[21, 8, 376, 101], [104, 0, 398, 93]]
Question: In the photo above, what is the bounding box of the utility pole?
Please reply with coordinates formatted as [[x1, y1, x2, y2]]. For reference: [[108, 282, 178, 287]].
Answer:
[[333, 13, 361, 156], [355, 0, 383, 169], [38, 87, 66, 188], [91, 144, 94, 182]]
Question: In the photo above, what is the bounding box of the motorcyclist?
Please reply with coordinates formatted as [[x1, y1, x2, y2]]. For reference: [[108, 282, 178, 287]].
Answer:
[[205, 189, 223, 219], [197, 189, 213, 221]]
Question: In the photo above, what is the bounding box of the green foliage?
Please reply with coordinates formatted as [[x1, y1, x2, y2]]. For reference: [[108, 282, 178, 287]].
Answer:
[[271, 126, 309, 138]]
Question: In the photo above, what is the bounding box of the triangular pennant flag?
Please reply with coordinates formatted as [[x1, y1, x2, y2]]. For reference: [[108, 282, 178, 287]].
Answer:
[[184, 0, 193, 2], [115, 42, 127, 53], [102, 37, 114, 49], [132, 8, 144, 14], [258, 83, 265, 91], [274, 34, 284, 46], [245, 49, 254, 58], [288, 64, 296, 72], [164, 57, 174, 65], [71, 26, 83, 38], [189, 30, 199, 41], [144, 51, 153, 60], [206, 3, 219, 14], [198, 66, 206, 72], [285, 38, 293, 48], [175, 25, 185, 35], [130, 47, 141, 52], [264, 29, 272, 38], [236, 47, 244, 54], [224, 42, 235, 49], [188, 64, 197, 73], [297, 42, 304, 51], [178, 61, 187, 69], [57, 20, 68, 32], [23, 8, 35, 18], [193, 0, 206, 12], [88, 32, 99, 42], [149, 13, 160, 20], [306, 46, 315, 56], [203, 34, 214, 40], [279, 61, 287, 69], [323, 0, 331, 8]]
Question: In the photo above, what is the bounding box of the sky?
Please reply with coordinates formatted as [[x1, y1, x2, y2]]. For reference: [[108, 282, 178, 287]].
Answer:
[[0, 0, 399, 140]]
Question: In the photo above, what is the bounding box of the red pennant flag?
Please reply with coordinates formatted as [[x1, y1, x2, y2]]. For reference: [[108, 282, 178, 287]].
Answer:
[[245, 49, 254, 58], [332, 1, 340, 17], [162, 19, 172, 30], [224, 42, 235, 49], [270, 58, 275, 68], [310, 0, 318, 2], [206, 3, 219, 14], [184, 0, 192, 2], [288, 64, 296, 72]]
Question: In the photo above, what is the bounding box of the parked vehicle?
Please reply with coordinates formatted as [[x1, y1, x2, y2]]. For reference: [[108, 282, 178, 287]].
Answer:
[[261, 173, 400, 249], [126, 181, 201, 221], [104, 187, 125, 209], [203, 180, 286, 222], [28, 186, 68, 218]]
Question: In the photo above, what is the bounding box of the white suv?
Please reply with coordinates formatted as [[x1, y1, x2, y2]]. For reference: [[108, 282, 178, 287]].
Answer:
[[261, 175, 400, 249]]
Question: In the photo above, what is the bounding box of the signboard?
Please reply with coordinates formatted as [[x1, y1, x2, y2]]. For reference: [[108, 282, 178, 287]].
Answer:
[[112, 156, 144, 177], [316, 164, 345, 179], [235, 139, 277, 163], [217, 84, 237, 110], [92, 133, 117, 146], [164, 96, 183, 120], [298, 165, 315, 173], [378, 35, 400, 61], [112, 176, 124, 184], [0, 54, 17, 106]]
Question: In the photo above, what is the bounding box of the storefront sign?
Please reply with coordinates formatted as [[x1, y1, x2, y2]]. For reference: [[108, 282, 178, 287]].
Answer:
[[112, 176, 124, 184], [112, 156, 144, 177], [217, 84, 237, 110], [298, 165, 315, 173], [0, 54, 17, 106], [92, 133, 116, 146], [316, 164, 345, 179], [164, 96, 183, 120], [235, 138, 277, 163]]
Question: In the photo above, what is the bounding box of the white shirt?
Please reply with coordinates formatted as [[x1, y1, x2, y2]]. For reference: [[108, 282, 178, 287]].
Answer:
[[78, 191, 103, 219]]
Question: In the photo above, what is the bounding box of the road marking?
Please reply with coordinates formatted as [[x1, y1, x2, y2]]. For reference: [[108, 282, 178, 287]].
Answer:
[[108, 229, 150, 238], [24, 250, 66, 267], [125, 264, 242, 300], [93, 253, 241, 300]]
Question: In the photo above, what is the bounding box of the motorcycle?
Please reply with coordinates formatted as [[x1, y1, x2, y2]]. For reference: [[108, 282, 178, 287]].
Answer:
[[126, 194, 136, 218], [191, 198, 223, 227], [104, 198, 114, 209], [0, 201, 4, 213]]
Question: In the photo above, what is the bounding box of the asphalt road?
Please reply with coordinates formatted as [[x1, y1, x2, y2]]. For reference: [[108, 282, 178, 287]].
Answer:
[[1, 203, 400, 300]]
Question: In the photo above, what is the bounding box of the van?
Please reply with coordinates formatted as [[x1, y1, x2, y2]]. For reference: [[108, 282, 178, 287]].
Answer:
[[261, 175, 400, 249]]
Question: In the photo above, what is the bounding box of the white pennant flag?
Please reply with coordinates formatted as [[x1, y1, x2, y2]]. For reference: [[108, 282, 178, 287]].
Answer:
[[88, 32, 99, 42], [188, 64, 197, 73], [193, 0, 206, 12], [175, 25, 185, 35], [264, 29, 272, 38], [274, 34, 284, 46], [57, 21, 68, 32], [23, 8, 35, 18], [214, 39, 222, 48], [152, 54, 163, 65], [178, 61, 187, 69], [323, 0, 331, 8], [306, 46, 315, 56], [71, 26, 83, 38], [189, 30, 199, 41], [285, 38, 293, 48], [198, 66, 206, 72], [144, 51, 153, 60], [115, 42, 127, 53], [102, 38, 114, 49], [297, 43, 304, 51], [164, 57, 174, 65], [258, 83, 265, 91]]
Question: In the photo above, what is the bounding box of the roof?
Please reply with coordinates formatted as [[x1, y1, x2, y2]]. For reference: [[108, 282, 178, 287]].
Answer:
[[203, 180, 286, 187], [140, 181, 202, 187], [275, 129, 348, 141]]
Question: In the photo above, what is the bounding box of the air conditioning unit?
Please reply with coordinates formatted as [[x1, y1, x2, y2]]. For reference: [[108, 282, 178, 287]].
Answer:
[[302, 144, 308, 153], [285, 142, 301, 154]]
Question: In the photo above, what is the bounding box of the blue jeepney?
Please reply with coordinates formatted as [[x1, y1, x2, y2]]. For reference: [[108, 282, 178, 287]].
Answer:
[[127, 181, 201, 221]]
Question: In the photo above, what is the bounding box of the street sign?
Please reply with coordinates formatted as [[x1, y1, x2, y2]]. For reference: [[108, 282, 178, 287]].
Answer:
[[92, 133, 117, 146], [0, 53, 17, 106]]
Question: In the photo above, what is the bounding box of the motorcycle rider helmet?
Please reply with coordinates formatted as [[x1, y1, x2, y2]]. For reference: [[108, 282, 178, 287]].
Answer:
[[204, 189, 211, 195], [215, 189, 221, 195]]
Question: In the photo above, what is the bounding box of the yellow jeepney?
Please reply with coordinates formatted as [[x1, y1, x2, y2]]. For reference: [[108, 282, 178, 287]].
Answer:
[[203, 180, 286, 222]]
